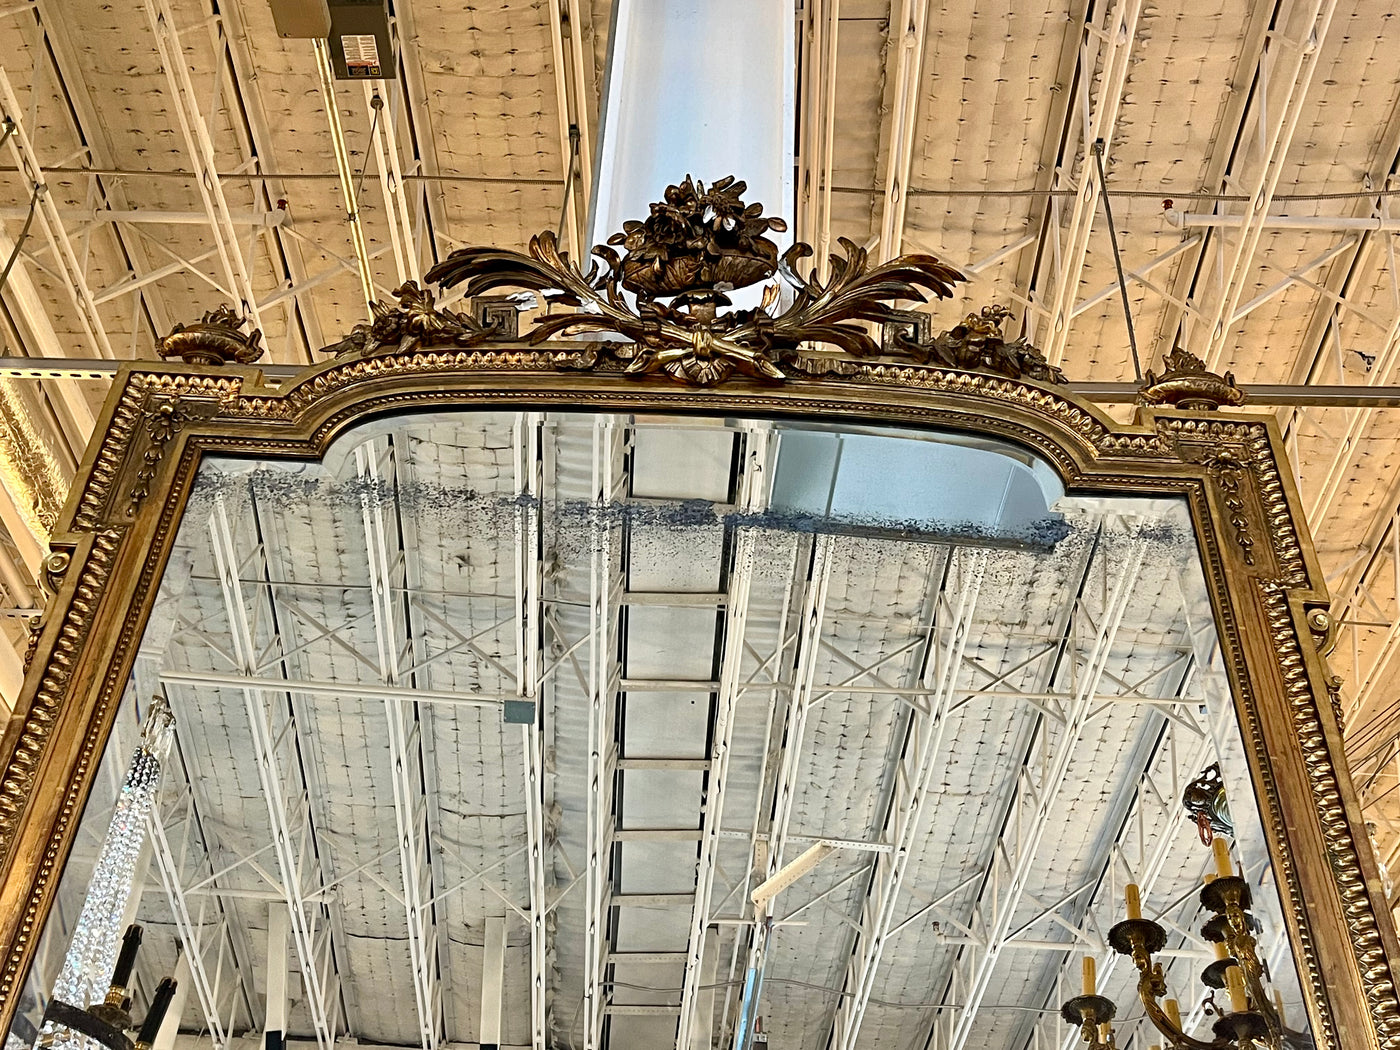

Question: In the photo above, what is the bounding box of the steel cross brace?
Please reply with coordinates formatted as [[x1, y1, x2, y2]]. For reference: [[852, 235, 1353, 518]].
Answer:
[[544, 0, 593, 258], [210, 499, 338, 1050], [1045, 709, 1218, 1050], [148, 800, 235, 1048], [1302, 293, 1400, 532], [942, 539, 1148, 1050], [674, 425, 772, 1050], [1199, 0, 1340, 371], [361, 81, 421, 288], [356, 439, 444, 1050], [829, 550, 989, 1050], [876, 0, 929, 262], [797, 0, 841, 277], [0, 65, 116, 359]]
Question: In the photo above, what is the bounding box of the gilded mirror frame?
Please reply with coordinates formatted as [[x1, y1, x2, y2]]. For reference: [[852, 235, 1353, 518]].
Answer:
[[0, 344, 1395, 1049]]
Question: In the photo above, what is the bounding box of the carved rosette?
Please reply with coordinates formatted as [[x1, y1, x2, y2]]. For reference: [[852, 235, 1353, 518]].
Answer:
[[157, 306, 263, 366], [1138, 348, 1246, 410]]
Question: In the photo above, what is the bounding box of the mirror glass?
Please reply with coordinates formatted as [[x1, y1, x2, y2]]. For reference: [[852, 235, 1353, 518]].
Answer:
[[9, 409, 1312, 1050]]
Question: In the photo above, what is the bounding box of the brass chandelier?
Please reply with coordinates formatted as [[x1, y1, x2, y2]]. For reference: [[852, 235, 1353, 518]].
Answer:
[[1061, 835, 1313, 1050]]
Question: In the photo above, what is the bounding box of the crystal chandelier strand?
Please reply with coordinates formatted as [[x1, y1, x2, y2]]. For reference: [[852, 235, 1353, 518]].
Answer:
[[38, 698, 174, 1050]]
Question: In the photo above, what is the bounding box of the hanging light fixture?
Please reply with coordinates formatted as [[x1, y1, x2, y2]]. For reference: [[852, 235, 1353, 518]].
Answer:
[[1061, 836, 1313, 1050], [35, 698, 178, 1050]]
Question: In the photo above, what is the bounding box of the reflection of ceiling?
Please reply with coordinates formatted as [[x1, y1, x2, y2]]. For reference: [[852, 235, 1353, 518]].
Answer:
[[28, 414, 1306, 1050], [1, 1, 1400, 887]]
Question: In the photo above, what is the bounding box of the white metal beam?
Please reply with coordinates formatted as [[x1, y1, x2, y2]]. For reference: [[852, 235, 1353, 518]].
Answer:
[[362, 82, 421, 288], [1198, 0, 1339, 371], [875, 0, 929, 262], [481, 916, 506, 1048], [797, 0, 840, 277], [583, 416, 624, 1050], [545, 0, 592, 256], [312, 41, 376, 310], [204, 2, 327, 358], [942, 539, 1148, 1050], [148, 801, 234, 1050], [0, 65, 116, 359], [266, 904, 289, 1050], [210, 499, 339, 1050], [729, 534, 836, 1050], [514, 412, 549, 1050]]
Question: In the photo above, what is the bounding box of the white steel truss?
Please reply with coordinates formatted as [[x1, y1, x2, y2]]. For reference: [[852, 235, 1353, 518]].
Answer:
[[0, 65, 116, 360], [209, 498, 341, 1050], [140, 0, 264, 328], [356, 438, 444, 1050], [674, 424, 771, 1050], [1035, 0, 1144, 366], [583, 416, 625, 1050], [515, 412, 549, 1050], [829, 549, 989, 1050], [1198, 0, 1341, 371], [730, 533, 836, 1050], [940, 537, 1148, 1050], [875, 0, 928, 262]]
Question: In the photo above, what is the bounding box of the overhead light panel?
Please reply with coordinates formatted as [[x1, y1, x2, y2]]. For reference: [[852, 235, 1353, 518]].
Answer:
[[267, 0, 330, 37], [325, 0, 394, 80]]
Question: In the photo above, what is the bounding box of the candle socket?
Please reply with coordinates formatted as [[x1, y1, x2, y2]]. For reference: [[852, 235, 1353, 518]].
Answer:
[[135, 977, 178, 1050], [1061, 995, 1116, 1048], [110, 925, 143, 991], [1107, 917, 1167, 970], [1200, 875, 1252, 916], [1212, 1009, 1270, 1044]]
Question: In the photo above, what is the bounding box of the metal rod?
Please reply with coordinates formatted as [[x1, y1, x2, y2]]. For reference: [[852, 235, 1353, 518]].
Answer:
[[5, 357, 1400, 408], [1090, 139, 1143, 381]]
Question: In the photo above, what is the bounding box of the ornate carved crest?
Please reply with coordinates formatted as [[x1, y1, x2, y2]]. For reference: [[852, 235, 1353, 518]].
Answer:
[[280, 177, 1075, 388]]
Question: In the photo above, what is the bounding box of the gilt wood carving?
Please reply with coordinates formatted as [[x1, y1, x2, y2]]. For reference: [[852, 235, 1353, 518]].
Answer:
[[0, 181, 1394, 1050]]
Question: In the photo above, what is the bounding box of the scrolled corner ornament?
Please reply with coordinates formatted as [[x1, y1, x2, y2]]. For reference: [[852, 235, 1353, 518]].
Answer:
[[886, 304, 1068, 385], [22, 548, 73, 672], [1138, 348, 1246, 410], [422, 175, 968, 385], [157, 306, 263, 366], [321, 280, 495, 358]]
